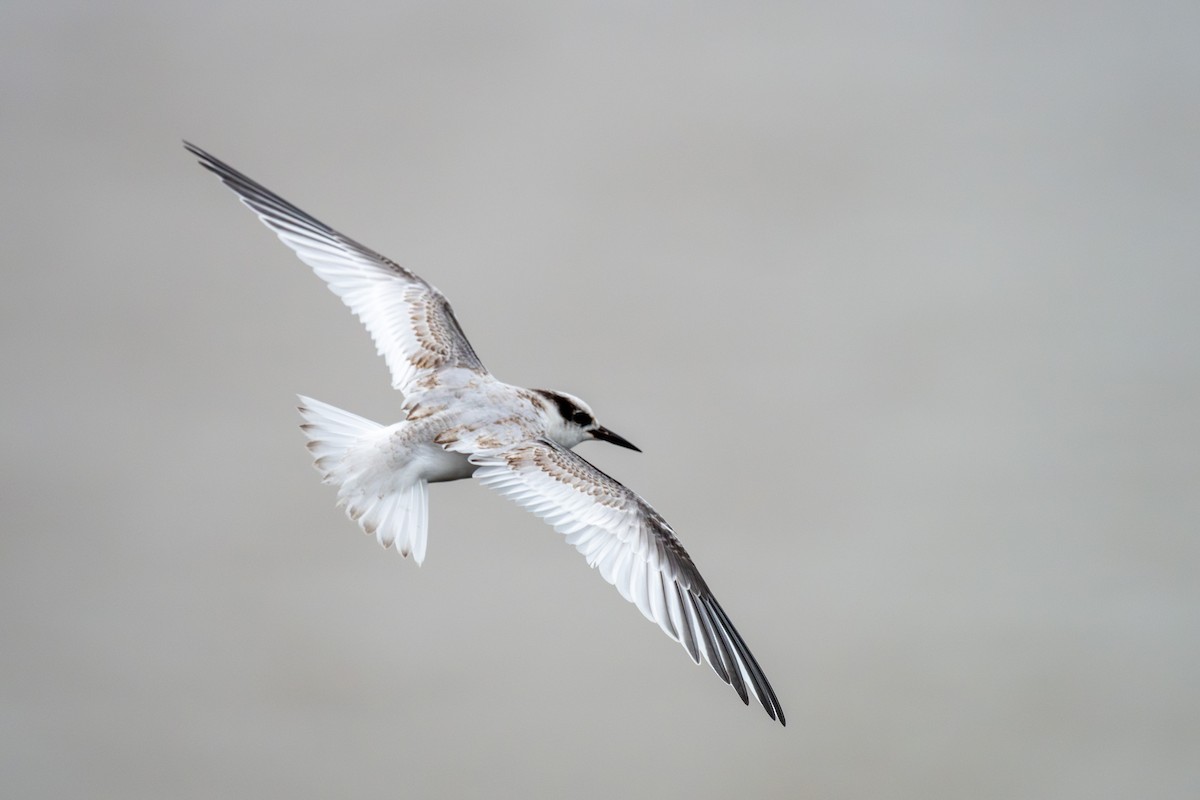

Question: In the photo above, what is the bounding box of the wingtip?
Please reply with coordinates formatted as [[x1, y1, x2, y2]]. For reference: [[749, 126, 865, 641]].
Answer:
[[183, 140, 228, 180]]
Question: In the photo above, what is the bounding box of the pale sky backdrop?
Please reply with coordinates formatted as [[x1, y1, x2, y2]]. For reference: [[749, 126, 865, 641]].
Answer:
[[2, 2, 1198, 798]]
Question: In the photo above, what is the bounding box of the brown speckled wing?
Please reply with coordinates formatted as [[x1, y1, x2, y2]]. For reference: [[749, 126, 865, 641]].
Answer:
[[186, 142, 486, 396], [471, 438, 785, 725]]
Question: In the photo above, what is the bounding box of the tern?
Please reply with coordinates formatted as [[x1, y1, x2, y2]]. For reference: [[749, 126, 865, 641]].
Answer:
[[186, 142, 784, 725]]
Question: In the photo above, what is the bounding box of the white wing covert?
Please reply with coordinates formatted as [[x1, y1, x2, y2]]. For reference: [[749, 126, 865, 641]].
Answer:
[[471, 439, 784, 724], [185, 142, 486, 398]]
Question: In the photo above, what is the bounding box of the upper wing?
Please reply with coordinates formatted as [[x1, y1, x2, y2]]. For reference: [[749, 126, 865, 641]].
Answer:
[[185, 142, 487, 396], [471, 439, 785, 725]]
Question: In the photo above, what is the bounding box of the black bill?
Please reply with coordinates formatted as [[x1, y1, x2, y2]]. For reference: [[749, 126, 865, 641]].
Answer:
[[592, 426, 642, 452]]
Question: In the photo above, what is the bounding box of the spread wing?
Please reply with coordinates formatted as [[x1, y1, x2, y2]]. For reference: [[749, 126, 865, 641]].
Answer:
[[471, 439, 785, 725], [185, 142, 486, 397]]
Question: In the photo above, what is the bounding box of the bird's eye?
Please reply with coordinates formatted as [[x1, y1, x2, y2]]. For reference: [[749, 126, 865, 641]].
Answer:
[[572, 410, 592, 426]]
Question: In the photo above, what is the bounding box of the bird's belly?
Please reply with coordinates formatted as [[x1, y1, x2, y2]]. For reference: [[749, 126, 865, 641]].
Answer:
[[419, 444, 476, 483]]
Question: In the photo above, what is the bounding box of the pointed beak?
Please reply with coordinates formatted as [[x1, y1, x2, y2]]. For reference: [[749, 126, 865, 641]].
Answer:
[[591, 426, 642, 452]]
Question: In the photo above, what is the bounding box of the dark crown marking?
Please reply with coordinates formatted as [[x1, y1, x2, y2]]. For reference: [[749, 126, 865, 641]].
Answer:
[[533, 389, 594, 428]]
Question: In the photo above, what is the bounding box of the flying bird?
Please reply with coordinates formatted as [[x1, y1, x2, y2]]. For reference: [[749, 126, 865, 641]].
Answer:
[[185, 142, 784, 725]]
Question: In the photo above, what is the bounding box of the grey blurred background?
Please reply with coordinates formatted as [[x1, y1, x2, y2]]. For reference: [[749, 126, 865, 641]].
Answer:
[[2, 2, 1197, 798]]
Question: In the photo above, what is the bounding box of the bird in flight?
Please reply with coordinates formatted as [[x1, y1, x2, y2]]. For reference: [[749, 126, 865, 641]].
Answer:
[[185, 142, 784, 725]]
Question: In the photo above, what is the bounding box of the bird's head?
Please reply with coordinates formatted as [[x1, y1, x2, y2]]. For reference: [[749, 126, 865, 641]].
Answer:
[[533, 389, 641, 452]]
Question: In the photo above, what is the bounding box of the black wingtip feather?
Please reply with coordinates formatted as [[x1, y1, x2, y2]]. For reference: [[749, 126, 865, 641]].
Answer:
[[704, 597, 786, 726]]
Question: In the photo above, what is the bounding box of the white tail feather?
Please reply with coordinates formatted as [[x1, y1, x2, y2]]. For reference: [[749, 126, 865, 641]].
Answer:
[[297, 395, 430, 565]]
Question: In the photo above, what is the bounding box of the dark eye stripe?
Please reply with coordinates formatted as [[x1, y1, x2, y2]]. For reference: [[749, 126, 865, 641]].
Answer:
[[551, 395, 579, 422], [533, 389, 592, 426]]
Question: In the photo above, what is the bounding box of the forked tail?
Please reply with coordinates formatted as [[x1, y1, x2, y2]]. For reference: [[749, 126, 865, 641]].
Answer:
[[297, 395, 430, 564]]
